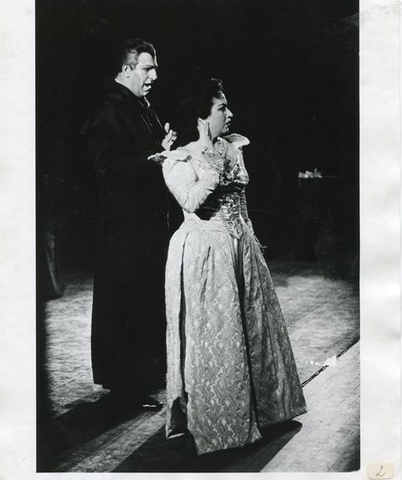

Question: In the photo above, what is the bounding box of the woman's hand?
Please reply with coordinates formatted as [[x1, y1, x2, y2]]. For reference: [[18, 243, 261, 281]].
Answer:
[[161, 122, 177, 151]]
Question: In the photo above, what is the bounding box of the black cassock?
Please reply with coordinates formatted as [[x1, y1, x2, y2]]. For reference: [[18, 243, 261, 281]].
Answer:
[[82, 81, 169, 392]]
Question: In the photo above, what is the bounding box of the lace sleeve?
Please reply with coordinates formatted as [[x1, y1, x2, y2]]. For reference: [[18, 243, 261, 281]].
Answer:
[[162, 157, 219, 213]]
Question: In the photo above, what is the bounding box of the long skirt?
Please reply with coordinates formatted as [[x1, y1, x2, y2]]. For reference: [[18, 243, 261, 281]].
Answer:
[[165, 218, 307, 455]]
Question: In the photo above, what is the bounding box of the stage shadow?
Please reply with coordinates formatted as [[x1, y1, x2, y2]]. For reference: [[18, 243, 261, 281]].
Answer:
[[37, 392, 152, 472], [114, 420, 303, 473]]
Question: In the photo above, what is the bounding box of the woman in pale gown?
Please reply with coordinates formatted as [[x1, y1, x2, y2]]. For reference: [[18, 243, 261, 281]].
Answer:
[[151, 78, 306, 455]]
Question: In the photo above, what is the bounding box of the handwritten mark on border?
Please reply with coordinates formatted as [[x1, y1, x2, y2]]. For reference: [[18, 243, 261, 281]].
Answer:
[[368, 463, 394, 479]]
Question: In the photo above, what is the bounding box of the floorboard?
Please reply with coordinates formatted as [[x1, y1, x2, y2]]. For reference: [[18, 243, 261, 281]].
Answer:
[[38, 259, 360, 472]]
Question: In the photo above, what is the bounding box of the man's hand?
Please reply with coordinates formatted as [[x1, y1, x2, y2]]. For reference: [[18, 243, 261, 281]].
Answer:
[[161, 122, 177, 151]]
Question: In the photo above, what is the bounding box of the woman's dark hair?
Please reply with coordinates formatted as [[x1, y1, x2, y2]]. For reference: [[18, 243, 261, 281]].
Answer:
[[175, 77, 224, 146]]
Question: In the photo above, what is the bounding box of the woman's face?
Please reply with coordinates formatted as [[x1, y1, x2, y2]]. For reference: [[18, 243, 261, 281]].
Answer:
[[207, 93, 233, 138]]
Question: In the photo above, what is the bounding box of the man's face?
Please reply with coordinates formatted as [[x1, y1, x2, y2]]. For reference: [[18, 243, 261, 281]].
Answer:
[[126, 52, 158, 97]]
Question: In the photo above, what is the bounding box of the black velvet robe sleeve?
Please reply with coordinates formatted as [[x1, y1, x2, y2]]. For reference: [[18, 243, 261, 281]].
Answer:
[[83, 91, 165, 187], [88, 130, 156, 182]]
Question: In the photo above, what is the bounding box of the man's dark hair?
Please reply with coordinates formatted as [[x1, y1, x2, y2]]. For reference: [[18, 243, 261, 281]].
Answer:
[[114, 38, 156, 75], [175, 77, 224, 146]]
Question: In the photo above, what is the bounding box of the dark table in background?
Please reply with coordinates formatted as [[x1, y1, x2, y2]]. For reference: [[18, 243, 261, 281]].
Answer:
[[295, 176, 342, 262]]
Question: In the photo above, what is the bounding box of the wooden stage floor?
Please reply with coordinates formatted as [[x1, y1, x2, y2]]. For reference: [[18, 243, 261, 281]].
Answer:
[[38, 258, 360, 473]]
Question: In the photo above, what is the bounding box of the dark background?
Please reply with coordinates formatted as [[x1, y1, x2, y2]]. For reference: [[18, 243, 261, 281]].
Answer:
[[36, 0, 359, 280]]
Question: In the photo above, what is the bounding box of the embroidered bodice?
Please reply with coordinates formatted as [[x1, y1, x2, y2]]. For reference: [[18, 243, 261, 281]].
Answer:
[[150, 134, 251, 238]]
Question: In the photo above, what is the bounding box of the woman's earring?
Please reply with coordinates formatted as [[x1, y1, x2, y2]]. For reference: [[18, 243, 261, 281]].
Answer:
[[204, 121, 211, 139]]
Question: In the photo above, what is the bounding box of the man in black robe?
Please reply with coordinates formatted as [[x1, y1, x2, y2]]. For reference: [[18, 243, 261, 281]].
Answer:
[[82, 38, 176, 403]]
